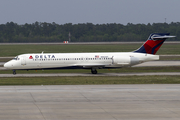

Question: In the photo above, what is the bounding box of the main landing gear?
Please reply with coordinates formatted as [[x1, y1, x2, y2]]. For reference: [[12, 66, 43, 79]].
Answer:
[[13, 70, 16, 75], [91, 68, 97, 74]]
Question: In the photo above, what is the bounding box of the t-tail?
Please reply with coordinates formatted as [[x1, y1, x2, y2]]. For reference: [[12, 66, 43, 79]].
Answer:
[[134, 33, 176, 55]]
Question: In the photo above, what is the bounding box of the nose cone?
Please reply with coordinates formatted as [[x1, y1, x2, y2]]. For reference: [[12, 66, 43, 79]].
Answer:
[[4, 62, 11, 69]]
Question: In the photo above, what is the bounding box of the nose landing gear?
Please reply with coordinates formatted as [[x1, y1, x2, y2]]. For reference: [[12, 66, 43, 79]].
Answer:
[[13, 70, 16, 75], [91, 68, 97, 74]]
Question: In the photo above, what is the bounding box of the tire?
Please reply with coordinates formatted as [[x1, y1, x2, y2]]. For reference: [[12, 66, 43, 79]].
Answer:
[[91, 69, 97, 74], [13, 70, 16, 75]]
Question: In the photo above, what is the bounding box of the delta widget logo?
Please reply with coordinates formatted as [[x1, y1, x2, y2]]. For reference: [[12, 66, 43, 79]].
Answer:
[[29, 56, 33, 59]]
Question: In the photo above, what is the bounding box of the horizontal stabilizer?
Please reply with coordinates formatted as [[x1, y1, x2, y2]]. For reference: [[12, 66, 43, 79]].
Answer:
[[152, 35, 176, 40], [148, 33, 176, 40]]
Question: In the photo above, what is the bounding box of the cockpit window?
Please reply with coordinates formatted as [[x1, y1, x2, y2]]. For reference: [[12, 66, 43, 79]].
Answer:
[[13, 56, 19, 60]]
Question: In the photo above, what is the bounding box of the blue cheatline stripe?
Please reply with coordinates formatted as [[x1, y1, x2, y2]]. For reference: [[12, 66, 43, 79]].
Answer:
[[151, 40, 165, 54]]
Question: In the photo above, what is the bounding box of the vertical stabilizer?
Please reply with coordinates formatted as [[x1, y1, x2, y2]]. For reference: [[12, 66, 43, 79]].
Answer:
[[134, 33, 175, 55]]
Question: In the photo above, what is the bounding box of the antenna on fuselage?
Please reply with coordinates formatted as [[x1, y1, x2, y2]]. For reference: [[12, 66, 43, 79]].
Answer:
[[42, 51, 44, 54]]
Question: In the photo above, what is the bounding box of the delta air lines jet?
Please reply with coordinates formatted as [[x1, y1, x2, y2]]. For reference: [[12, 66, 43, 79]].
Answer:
[[4, 33, 175, 75]]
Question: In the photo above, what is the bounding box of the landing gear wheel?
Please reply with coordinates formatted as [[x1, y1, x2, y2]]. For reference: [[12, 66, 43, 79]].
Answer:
[[91, 69, 97, 74], [13, 70, 16, 75]]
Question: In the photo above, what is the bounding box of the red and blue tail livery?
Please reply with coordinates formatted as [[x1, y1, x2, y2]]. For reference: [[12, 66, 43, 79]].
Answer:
[[134, 33, 175, 55]]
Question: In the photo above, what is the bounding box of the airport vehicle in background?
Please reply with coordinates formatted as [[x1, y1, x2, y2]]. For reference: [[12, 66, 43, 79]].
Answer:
[[4, 33, 175, 75]]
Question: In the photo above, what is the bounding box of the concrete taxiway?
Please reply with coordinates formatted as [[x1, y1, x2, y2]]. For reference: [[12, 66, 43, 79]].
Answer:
[[1, 72, 180, 77], [0, 85, 180, 120], [134, 61, 180, 67]]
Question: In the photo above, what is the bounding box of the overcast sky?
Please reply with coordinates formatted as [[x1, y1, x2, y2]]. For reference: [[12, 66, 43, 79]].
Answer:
[[0, 0, 179, 25]]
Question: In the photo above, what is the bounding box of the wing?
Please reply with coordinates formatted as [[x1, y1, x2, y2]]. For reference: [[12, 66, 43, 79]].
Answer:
[[74, 63, 111, 69]]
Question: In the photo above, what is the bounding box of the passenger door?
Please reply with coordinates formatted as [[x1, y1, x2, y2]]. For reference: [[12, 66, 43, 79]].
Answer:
[[21, 56, 26, 65]]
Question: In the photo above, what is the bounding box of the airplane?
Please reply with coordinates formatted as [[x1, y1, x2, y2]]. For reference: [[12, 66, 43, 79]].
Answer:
[[4, 33, 175, 75]]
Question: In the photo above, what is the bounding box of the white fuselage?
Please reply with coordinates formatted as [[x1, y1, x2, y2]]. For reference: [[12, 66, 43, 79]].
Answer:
[[4, 52, 159, 70]]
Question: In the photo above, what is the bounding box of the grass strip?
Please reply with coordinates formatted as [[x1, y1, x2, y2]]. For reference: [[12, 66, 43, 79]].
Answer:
[[0, 76, 180, 85]]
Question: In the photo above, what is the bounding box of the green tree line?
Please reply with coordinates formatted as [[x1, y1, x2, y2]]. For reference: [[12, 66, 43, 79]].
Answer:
[[0, 22, 179, 42]]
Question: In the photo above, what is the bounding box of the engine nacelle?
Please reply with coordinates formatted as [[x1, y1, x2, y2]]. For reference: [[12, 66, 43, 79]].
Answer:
[[113, 56, 130, 65], [112, 56, 139, 66], [130, 56, 140, 65]]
